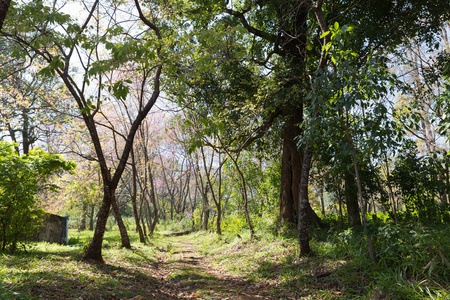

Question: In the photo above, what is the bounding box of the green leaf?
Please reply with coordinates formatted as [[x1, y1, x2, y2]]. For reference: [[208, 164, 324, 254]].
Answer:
[[320, 31, 330, 39], [112, 81, 130, 100], [347, 25, 356, 32], [334, 22, 339, 30]]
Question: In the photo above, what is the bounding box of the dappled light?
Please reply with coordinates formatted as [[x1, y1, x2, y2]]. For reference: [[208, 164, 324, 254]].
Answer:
[[1, 0, 450, 298]]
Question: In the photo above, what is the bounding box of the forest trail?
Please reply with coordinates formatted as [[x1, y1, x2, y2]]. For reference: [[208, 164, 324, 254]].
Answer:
[[151, 235, 275, 300]]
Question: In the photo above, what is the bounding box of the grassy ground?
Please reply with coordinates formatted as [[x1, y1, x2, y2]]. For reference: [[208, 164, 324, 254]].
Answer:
[[1, 230, 169, 299], [0, 222, 449, 299], [194, 222, 450, 299]]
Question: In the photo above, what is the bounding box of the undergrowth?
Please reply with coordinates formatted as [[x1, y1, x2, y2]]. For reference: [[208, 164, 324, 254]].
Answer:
[[1, 214, 449, 299], [195, 213, 450, 299]]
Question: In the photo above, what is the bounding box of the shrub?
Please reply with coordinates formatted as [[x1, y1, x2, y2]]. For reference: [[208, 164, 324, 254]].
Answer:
[[0, 142, 75, 252]]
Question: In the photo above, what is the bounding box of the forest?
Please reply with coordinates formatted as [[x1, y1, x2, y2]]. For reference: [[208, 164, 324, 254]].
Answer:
[[0, 0, 450, 299]]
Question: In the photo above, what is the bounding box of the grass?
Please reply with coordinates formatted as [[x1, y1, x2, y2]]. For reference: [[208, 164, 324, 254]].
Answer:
[[0, 219, 449, 299], [0, 229, 175, 299], [194, 220, 450, 299]]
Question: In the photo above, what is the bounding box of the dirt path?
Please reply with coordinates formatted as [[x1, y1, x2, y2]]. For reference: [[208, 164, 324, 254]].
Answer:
[[151, 238, 275, 300]]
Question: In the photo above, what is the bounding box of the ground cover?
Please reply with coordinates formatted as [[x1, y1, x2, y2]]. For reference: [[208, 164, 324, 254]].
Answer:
[[0, 223, 449, 299]]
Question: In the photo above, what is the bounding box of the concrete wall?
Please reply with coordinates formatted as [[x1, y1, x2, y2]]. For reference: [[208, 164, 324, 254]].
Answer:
[[34, 213, 68, 245]]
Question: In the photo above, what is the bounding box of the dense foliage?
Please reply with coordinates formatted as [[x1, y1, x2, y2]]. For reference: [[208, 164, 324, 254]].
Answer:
[[0, 0, 449, 297], [0, 142, 75, 251]]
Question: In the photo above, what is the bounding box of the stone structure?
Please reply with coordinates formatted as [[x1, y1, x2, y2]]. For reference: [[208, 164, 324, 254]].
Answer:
[[34, 213, 68, 245]]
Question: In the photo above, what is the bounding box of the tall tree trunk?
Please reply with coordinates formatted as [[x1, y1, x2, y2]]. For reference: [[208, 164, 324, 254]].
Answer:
[[0, 0, 11, 31], [83, 187, 113, 262], [216, 153, 223, 235], [159, 154, 176, 220], [193, 151, 210, 231], [319, 177, 325, 216], [89, 204, 95, 231], [216, 204, 222, 235], [22, 109, 30, 155], [299, 145, 313, 256], [337, 183, 344, 227], [200, 146, 224, 235], [344, 170, 362, 227], [279, 110, 322, 228], [144, 200, 152, 234], [345, 111, 376, 263], [384, 154, 398, 225], [210, 210, 216, 232], [445, 161, 450, 205], [140, 199, 148, 238], [111, 195, 131, 249], [188, 178, 198, 228], [7, 123, 20, 155], [79, 202, 87, 231], [137, 191, 147, 237], [279, 111, 302, 225], [231, 155, 255, 238], [130, 149, 146, 244], [201, 190, 209, 231], [143, 145, 158, 234], [147, 164, 159, 234]]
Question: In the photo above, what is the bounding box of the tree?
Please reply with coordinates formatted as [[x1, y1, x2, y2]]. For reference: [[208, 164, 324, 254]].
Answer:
[[0, 141, 75, 252], [394, 28, 450, 205], [391, 140, 449, 223], [2, 0, 164, 262], [0, 65, 72, 155], [56, 161, 102, 231], [171, 0, 450, 233]]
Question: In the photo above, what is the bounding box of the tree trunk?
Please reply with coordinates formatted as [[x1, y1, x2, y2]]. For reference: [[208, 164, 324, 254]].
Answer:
[[131, 149, 146, 243], [201, 191, 209, 231], [111, 195, 131, 249], [83, 187, 113, 262], [216, 204, 222, 235], [445, 161, 450, 205], [22, 109, 31, 155], [139, 197, 148, 238], [279, 111, 302, 225], [0, 0, 11, 31], [345, 111, 375, 263], [216, 154, 223, 235], [278, 109, 323, 229], [337, 183, 344, 227], [299, 145, 313, 256], [352, 157, 376, 263], [200, 146, 224, 235], [145, 201, 151, 234], [79, 202, 87, 231], [210, 210, 216, 232], [188, 178, 198, 228], [233, 157, 255, 239], [89, 205, 95, 231], [384, 154, 398, 225], [344, 170, 362, 227], [148, 173, 158, 235], [319, 177, 325, 216], [144, 146, 158, 234]]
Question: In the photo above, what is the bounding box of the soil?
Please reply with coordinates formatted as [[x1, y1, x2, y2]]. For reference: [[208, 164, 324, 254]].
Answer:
[[149, 239, 280, 300]]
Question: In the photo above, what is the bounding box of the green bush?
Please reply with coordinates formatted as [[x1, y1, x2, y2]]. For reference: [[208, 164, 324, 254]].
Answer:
[[329, 221, 450, 298], [0, 142, 75, 252], [221, 213, 247, 234]]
